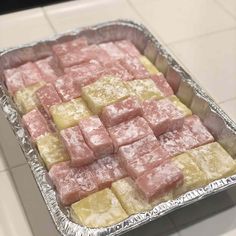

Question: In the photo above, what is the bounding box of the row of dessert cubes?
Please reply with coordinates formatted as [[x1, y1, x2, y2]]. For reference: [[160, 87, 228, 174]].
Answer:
[[60, 142, 236, 228]]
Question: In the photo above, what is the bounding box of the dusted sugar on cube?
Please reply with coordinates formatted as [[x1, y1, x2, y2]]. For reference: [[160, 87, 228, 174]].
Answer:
[[169, 95, 192, 116], [115, 40, 141, 57], [172, 153, 208, 196], [127, 79, 163, 100], [36, 84, 62, 115], [188, 142, 236, 182], [35, 56, 62, 83], [71, 188, 128, 227], [37, 133, 69, 169], [57, 61, 104, 102], [184, 115, 214, 145], [111, 177, 151, 215], [108, 116, 153, 152], [151, 191, 173, 207], [19, 62, 43, 86], [52, 164, 98, 206], [117, 134, 160, 167], [101, 96, 142, 127], [142, 97, 185, 136], [126, 146, 170, 179], [79, 116, 113, 158], [158, 115, 212, 157], [4, 68, 25, 94], [81, 76, 131, 114], [102, 61, 133, 81], [49, 162, 98, 205], [60, 126, 95, 167], [151, 74, 174, 97], [120, 56, 150, 80], [136, 161, 184, 201], [59, 44, 111, 68], [52, 37, 88, 56], [14, 81, 45, 113], [99, 42, 125, 60], [158, 125, 199, 157], [22, 109, 51, 142], [139, 56, 160, 75], [50, 98, 92, 130], [54, 75, 80, 102], [101, 155, 127, 181]]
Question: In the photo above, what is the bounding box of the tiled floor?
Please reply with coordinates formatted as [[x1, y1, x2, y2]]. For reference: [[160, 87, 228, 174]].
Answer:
[[0, 0, 235, 235]]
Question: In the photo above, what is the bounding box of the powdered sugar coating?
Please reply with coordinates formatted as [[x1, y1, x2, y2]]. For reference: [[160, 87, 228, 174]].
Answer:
[[126, 146, 170, 178], [115, 40, 141, 57], [99, 42, 125, 60], [79, 116, 113, 158], [36, 84, 62, 115], [136, 161, 184, 201], [60, 126, 95, 167], [108, 116, 153, 152], [22, 108, 51, 142], [52, 37, 88, 56], [117, 134, 159, 167], [120, 56, 150, 80], [101, 96, 142, 127]]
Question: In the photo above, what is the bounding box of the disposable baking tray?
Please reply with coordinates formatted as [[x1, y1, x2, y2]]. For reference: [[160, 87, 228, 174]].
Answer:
[[0, 20, 236, 236]]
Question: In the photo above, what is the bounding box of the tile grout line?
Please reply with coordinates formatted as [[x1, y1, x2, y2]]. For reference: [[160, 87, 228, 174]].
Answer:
[[41, 7, 57, 34], [8, 167, 36, 236], [167, 26, 236, 46], [215, 0, 236, 22], [219, 96, 236, 105], [126, 0, 169, 46]]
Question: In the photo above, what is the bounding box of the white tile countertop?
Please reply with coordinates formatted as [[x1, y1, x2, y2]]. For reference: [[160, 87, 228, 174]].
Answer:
[[0, 0, 236, 235]]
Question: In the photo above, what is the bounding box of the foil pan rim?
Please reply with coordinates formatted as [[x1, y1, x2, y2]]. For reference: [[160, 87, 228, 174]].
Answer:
[[0, 20, 236, 236]]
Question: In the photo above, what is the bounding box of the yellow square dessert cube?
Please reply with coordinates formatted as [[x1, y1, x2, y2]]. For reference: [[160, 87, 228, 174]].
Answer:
[[36, 133, 69, 169], [150, 191, 173, 207], [81, 76, 130, 114], [50, 98, 91, 130], [111, 177, 151, 215], [188, 142, 236, 182], [169, 95, 192, 116], [71, 188, 128, 228], [127, 79, 163, 101], [14, 81, 45, 113], [139, 56, 160, 75], [172, 152, 208, 196]]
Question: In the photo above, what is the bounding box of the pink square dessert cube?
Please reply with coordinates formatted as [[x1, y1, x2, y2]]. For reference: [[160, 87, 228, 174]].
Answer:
[[120, 56, 150, 80], [108, 116, 153, 152], [101, 96, 142, 127], [136, 161, 184, 201], [117, 134, 160, 167], [126, 146, 170, 178], [4, 68, 25, 94], [52, 37, 88, 56], [60, 126, 96, 167], [142, 98, 184, 136], [54, 74, 81, 101], [101, 155, 127, 181], [35, 56, 62, 84], [36, 84, 62, 115], [89, 160, 114, 189], [99, 42, 125, 60], [151, 74, 174, 97], [19, 62, 43, 86], [53, 164, 98, 205], [102, 61, 133, 81], [22, 109, 51, 142], [115, 40, 141, 57], [79, 116, 113, 158], [184, 115, 214, 145], [59, 44, 111, 68]]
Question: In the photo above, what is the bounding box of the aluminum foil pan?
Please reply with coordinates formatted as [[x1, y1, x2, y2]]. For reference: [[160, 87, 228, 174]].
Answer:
[[0, 20, 236, 236]]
